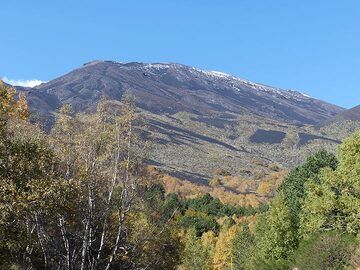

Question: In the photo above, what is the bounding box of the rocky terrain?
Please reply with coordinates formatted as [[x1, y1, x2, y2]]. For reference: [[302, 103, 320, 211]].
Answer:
[[11, 60, 360, 182]]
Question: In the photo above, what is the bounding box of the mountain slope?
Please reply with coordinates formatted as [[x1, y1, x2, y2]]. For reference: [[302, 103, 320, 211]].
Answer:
[[27, 61, 342, 124], [324, 105, 360, 123], [17, 61, 347, 182], [318, 104, 360, 140]]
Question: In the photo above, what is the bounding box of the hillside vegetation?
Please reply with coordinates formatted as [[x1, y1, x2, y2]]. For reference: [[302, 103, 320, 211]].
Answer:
[[0, 82, 359, 269], [19, 61, 352, 183]]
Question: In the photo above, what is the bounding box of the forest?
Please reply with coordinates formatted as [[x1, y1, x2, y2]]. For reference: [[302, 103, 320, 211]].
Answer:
[[0, 81, 359, 270]]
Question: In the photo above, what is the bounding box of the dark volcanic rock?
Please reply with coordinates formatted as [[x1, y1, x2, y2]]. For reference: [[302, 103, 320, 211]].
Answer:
[[298, 133, 340, 145], [250, 129, 286, 144]]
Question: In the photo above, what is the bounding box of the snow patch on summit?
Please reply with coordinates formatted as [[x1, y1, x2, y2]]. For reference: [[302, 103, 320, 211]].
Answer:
[[96, 61, 315, 102], [192, 67, 314, 102], [144, 63, 172, 70]]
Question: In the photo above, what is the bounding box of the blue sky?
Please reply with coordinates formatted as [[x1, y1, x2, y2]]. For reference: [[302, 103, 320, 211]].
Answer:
[[1, 1, 359, 108]]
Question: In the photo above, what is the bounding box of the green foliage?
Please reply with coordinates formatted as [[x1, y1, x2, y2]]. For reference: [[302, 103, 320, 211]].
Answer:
[[222, 217, 236, 230], [300, 131, 360, 237], [0, 138, 54, 189], [232, 224, 254, 270], [252, 193, 296, 268], [181, 229, 212, 270], [184, 193, 267, 218], [185, 193, 224, 216], [291, 231, 358, 270], [164, 193, 186, 218], [245, 134, 360, 270], [278, 149, 338, 222], [143, 182, 166, 205], [0, 136, 75, 268], [178, 210, 220, 237], [0, 88, 56, 267], [337, 130, 360, 180], [175, 193, 268, 237]]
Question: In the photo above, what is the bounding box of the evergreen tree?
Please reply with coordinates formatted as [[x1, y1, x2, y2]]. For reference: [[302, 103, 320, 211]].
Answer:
[[278, 149, 338, 223]]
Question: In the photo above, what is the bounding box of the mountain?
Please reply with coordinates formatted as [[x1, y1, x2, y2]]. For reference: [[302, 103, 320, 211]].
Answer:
[[26, 60, 342, 124], [17, 61, 347, 182], [324, 105, 360, 123], [319, 104, 360, 140]]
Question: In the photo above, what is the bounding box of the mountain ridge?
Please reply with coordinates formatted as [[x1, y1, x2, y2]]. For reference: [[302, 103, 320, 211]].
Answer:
[[26, 60, 342, 125], [324, 105, 360, 123]]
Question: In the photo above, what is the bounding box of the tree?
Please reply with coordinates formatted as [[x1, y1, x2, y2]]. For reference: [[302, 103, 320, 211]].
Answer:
[[0, 81, 16, 131], [47, 94, 153, 269], [276, 149, 338, 251], [0, 83, 60, 268], [0, 82, 30, 134], [0, 139, 56, 268], [181, 228, 212, 270], [186, 193, 224, 216], [252, 193, 297, 268], [0, 91, 181, 269], [291, 231, 358, 270], [201, 230, 217, 262], [232, 224, 254, 270], [300, 131, 360, 237], [212, 225, 239, 270], [178, 209, 220, 237], [278, 149, 338, 223]]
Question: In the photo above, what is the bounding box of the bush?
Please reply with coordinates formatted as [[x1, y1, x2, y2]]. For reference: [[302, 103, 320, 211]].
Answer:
[[253, 170, 266, 180], [291, 232, 357, 270], [349, 246, 360, 269], [269, 163, 280, 172], [178, 210, 220, 236], [213, 168, 232, 176], [252, 159, 267, 166], [209, 177, 222, 187], [239, 168, 252, 174]]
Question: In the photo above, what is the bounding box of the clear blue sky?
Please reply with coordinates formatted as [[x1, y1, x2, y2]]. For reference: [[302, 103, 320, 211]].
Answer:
[[1, 1, 359, 108]]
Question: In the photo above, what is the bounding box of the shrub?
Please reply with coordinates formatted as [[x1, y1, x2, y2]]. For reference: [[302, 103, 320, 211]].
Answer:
[[291, 232, 357, 270], [269, 163, 280, 172], [209, 177, 222, 187], [253, 170, 266, 180], [213, 168, 232, 176]]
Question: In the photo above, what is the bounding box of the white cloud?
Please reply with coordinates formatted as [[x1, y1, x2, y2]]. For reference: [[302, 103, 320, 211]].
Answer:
[[1, 77, 46, 88]]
